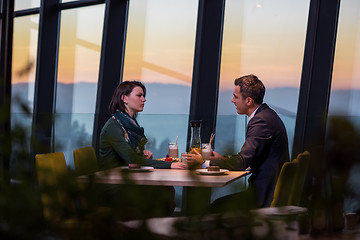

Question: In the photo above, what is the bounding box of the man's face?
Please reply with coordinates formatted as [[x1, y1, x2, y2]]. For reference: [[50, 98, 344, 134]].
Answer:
[[232, 86, 248, 115]]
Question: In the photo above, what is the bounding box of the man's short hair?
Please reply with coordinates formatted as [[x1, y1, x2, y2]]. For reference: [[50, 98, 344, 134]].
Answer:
[[234, 74, 265, 104]]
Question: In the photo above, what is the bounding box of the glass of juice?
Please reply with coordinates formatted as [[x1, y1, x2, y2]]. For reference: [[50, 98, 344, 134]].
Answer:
[[190, 146, 201, 154]]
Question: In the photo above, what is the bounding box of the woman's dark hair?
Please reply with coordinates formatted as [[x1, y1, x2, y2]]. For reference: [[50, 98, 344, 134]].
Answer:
[[234, 74, 265, 104], [108, 81, 146, 114]]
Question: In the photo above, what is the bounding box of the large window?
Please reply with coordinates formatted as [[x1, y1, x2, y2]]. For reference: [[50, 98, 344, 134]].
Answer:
[[328, 0, 360, 213], [54, 5, 105, 167], [216, 0, 310, 156], [123, 0, 198, 159]]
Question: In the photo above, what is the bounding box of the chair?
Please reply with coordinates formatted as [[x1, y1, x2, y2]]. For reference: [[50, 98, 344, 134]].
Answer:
[[35, 151, 73, 222], [36, 152, 114, 237], [270, 161, 298, 207], [270, 151, 310, 207], [288, 151, 310, 206], [73, 146, 98, 175]]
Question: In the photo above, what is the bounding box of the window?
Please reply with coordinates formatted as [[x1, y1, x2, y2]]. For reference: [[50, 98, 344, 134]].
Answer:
[[10, 14, 39, 175], [216, 0, 310, 155], [329, 0, 360, 122], [123, 0, 198, 158], [54, 5, 105, 167], [328, 0, 360, 213]]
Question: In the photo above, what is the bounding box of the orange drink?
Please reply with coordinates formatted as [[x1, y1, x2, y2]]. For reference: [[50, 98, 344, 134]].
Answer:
[[189, 146, 201, 154]]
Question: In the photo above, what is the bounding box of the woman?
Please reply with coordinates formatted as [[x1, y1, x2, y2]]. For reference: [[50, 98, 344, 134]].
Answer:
[[99, 80, 187, 170]]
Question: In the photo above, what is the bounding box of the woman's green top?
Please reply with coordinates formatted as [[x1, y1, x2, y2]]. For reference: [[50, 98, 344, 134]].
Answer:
[[98, 117, 171, 170]]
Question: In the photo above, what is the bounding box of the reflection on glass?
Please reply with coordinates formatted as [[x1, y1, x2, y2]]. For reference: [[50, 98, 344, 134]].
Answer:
[[55, 5, 105, 167], [123, 0, 198, 152], [14, 0, 40, 11], [216, 0, 310, 154], [12, 15, 39, 114]]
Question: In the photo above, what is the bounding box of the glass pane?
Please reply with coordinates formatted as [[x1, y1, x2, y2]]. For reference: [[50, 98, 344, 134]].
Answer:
[[124, 0, 198, 158], [329, 1, 360, 120], [11, 15, 39, 176], [12, 15, 39, 113], [15, 0, 40, 11], [328, 0, 360, 213], [55, 5, 105, 167], [216, 0, 310, 155]]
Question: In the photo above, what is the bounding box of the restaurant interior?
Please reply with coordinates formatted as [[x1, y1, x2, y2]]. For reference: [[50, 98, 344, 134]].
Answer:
[[0, 0, 359, 239]]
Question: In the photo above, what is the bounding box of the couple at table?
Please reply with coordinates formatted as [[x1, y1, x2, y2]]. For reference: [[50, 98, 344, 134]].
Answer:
[[98, 74, 289, 213]]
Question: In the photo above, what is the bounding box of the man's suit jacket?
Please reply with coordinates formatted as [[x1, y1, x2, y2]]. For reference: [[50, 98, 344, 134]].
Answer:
[[211, 103, 290, 207]]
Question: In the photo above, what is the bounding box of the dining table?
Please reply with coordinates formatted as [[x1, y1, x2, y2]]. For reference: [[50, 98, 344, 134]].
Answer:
[[77, 167, 250, 215]]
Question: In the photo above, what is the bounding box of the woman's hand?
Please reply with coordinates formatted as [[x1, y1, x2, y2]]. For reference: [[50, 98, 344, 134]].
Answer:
[[183, 149, 203, 169], [143, 150, 153, 159], [171, 162, 188, 169]]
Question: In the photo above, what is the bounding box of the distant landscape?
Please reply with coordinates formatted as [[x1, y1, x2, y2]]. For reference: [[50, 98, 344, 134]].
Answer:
[[11, 81, 360, 160], [11, 81, 360, 119]]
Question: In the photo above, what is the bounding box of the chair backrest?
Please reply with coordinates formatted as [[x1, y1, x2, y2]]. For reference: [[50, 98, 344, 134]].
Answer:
[[270, 151, 310, 207], [270, 161, 298, 207], [36, 152, 68, 185], [288, 151, 310, 206], [35, 152, 70, 221], [73, 146, 98, 175]]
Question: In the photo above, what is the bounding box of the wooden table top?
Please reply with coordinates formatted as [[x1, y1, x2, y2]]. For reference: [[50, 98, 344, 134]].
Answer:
[[78, 168, 250, 188]]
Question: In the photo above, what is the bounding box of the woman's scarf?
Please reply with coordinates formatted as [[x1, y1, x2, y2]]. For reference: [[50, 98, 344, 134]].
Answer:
[[112, 110, 147, 155]]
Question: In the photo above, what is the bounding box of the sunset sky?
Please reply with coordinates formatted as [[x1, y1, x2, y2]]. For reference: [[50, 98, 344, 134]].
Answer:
[[11, 0, 360, 90]]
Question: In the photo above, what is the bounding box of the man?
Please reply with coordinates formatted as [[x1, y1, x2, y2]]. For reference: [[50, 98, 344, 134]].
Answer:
[[187, 74, 289, 212]]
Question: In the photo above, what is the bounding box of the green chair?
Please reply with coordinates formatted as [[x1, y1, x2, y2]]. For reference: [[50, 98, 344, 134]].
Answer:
[[36, 152, 108, 237], [73, 146, 98, 175], [288, 151, 310, 206], [270, 161, 298, 207], [35, 151, 68, 188], [270, 151, 310, 207], [35, 151, 73, 222]]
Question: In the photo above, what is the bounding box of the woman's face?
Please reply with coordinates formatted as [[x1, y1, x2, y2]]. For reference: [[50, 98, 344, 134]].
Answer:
[[122, 86, 146, 117]]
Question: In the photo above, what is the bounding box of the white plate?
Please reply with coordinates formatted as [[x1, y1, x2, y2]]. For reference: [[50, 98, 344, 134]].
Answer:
[[120, 166, 154, 172], [196, 169, 229, 175], [252, 206, 307, 216]]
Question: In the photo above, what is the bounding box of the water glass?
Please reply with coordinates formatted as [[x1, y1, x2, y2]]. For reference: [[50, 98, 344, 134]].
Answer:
[[201, 143, 212, 160], [181, 152, 188, 163]]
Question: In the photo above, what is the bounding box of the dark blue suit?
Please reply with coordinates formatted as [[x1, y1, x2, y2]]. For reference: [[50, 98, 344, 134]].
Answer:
[[210, 103, 289, 209]]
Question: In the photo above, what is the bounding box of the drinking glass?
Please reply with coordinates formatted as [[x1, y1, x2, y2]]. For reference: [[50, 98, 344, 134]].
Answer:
[[168, 143, 179, 158], [201, 143, 212, 161], [181, 152, 188, 163]]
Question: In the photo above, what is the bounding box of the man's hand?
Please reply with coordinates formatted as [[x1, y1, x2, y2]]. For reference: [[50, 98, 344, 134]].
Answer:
[[143, 150, 153, 159], [209, 151, 224, 161], [183, 149, 203, 169]]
